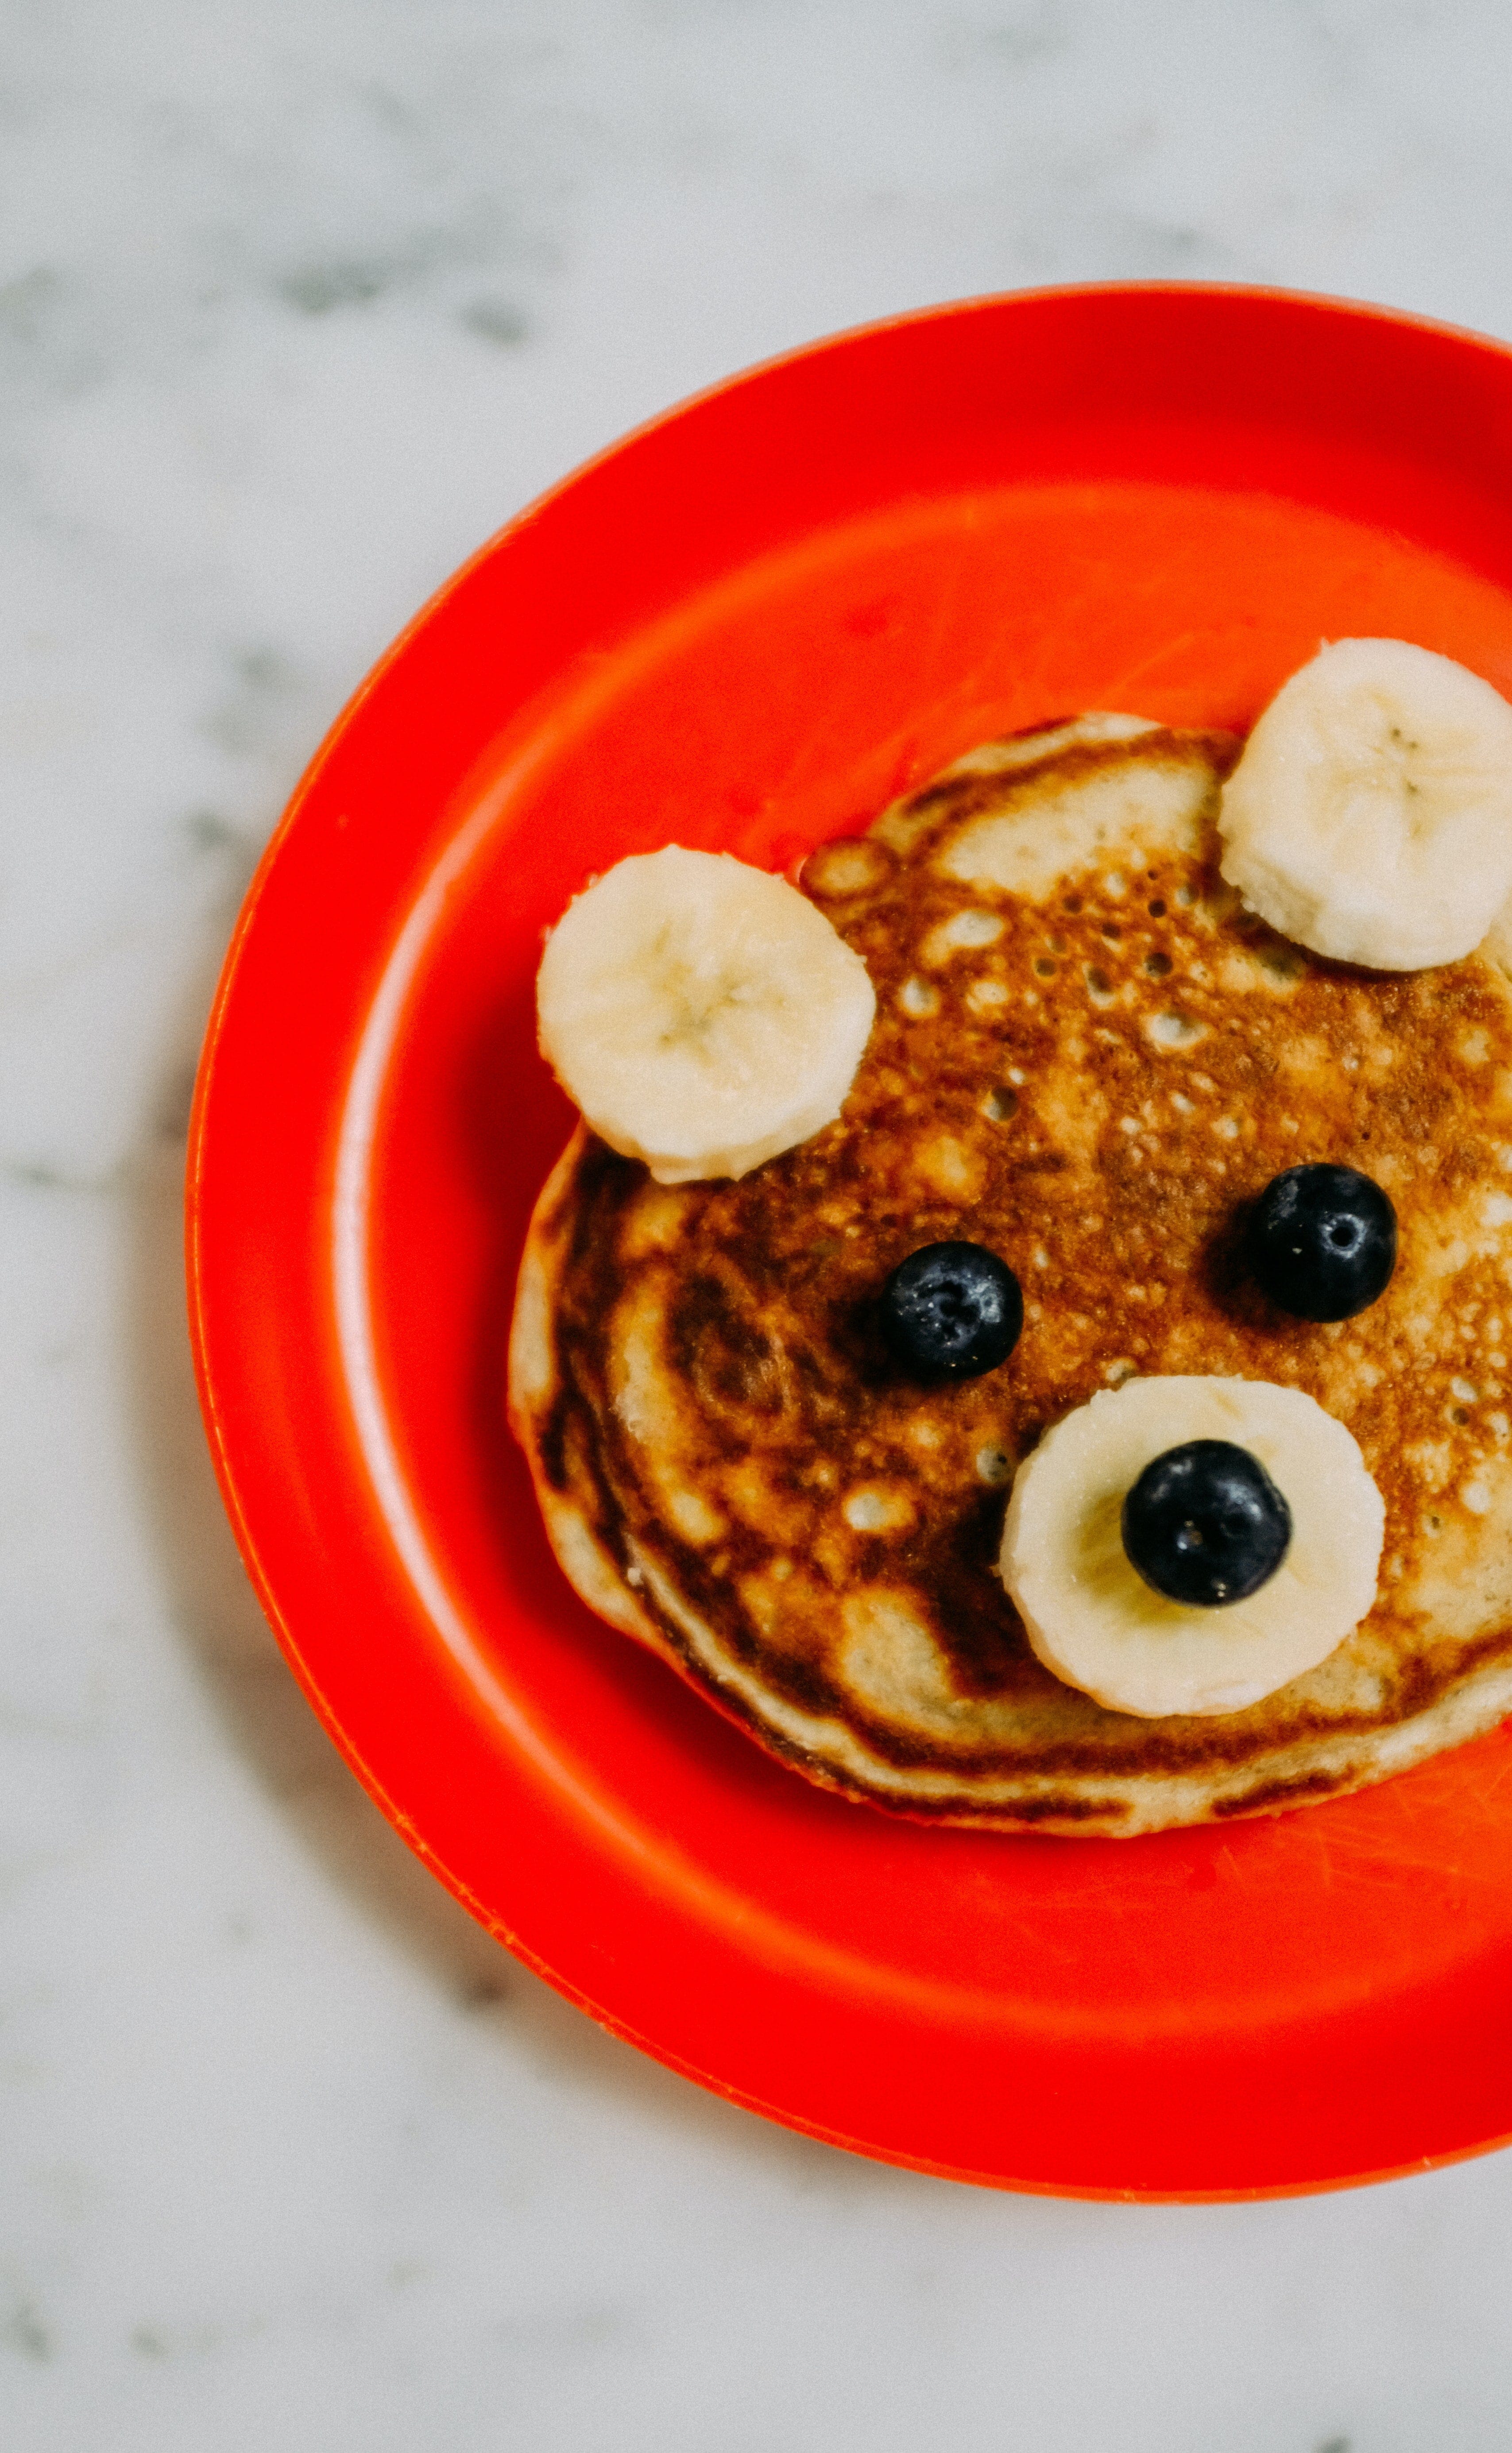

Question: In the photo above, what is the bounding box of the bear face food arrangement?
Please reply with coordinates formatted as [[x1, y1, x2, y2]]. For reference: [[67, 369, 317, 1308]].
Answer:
[[508, 639, 1512, 1837]]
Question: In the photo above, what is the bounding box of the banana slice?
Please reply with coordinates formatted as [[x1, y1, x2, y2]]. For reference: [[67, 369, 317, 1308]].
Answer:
[[1000, 1376, 1384, 1718], [537, 846, 876, 1184], [1218, 638, 1512, 971]]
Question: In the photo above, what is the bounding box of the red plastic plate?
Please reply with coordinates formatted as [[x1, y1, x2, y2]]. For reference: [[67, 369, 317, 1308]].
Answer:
[[189, 285, 1512, 2199]]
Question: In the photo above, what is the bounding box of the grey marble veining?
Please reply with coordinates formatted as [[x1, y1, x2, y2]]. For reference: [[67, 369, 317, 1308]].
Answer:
[[5, 2, 1512, 2446]]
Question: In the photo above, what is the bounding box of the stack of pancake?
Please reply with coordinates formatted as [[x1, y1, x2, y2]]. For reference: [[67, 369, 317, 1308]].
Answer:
[[510, 720, 1512, 1834]]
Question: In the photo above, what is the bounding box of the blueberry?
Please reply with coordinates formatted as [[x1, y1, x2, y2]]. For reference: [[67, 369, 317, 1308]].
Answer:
[[1121, 1440, 1292, 1608], [880, 1242, 1023, 1380], [1245, 1163, 1396, 1321]]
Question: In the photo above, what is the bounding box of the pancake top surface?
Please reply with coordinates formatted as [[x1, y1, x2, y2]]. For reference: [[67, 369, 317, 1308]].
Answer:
[[519, 720, 1512, 1828]]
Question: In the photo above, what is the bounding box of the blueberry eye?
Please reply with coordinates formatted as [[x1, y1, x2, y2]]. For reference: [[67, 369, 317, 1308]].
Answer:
[[1245, 1163, 1396, 1321], [880, 1242, 1023, 1380], [1121, 1440, 1292, 1607]]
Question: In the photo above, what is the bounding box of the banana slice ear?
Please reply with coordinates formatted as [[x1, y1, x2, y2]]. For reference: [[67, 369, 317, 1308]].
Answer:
[[1218, 638, 1512, 972], [536, 846, 876, 1184], [1000, 1376, 1384, 1719]]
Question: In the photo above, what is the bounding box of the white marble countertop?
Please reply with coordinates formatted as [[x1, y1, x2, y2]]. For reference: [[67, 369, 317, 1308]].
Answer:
[[6, 3, 1512, 2445]]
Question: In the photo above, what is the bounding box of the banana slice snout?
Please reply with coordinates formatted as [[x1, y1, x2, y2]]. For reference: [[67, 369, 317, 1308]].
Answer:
[[1000, 1376, 1384, 1718], [1218, 638, 1512, 971], [537, 845, 877, 1184]]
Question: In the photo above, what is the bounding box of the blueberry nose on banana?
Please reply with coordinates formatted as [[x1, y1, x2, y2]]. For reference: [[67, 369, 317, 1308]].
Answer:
[[1000, 1376, 1384, 1719], [1121, 1439, 1292, 1607], [536, 845, 876, 1184]]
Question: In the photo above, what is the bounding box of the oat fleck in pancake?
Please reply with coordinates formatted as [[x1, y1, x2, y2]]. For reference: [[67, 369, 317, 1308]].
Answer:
[[509, 717, 1512, 1834]]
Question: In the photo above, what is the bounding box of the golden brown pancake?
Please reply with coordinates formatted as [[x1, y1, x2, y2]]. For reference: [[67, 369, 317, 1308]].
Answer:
[[509, 718, 1512, 1835]]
